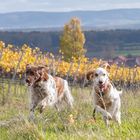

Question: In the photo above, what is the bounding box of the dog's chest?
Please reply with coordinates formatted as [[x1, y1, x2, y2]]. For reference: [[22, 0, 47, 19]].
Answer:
[[94, 85, 113, 109], [33, 85, 47, 99], [96, 93, 112, 109]]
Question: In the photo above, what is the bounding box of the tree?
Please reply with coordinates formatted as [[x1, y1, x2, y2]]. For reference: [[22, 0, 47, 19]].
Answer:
[[60, 18, 86, 61]]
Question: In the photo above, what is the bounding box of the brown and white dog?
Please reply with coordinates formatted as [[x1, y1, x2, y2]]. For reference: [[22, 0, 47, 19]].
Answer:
[[87, 65, 122, 126], [25, 65, 74, 120]]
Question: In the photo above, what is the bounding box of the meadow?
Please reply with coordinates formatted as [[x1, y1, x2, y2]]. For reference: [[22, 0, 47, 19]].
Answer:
[[0, 80, 140, 140], [0, 41, 140, 140]]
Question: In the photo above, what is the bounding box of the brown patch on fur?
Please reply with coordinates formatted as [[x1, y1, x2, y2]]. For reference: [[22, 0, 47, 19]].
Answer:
[[39, 67, 49, 81], [100, 62, 110, 71], [86, 71, 94, 81], [95, 84, 112, 109], [54, 77, 64, 97], [26, 65, 49, 86], [26, 65, 40, 86]]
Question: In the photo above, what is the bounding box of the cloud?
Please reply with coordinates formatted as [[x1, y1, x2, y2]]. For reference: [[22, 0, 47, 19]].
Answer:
[[0, 0, 140, 13]]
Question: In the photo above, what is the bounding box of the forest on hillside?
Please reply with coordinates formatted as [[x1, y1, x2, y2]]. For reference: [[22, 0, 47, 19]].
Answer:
[[0, 29, 140, 59]]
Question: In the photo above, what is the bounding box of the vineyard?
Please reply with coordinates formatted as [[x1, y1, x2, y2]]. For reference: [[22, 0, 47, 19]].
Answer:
[[0, 41, 140, 86], [0, 41, 140, 140]]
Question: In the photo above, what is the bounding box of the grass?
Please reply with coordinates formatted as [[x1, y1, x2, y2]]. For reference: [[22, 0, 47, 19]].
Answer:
[[0, 82, 140, 140]]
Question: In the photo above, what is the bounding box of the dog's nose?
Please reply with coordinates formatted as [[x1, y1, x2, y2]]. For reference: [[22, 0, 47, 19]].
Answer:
[[99, 81, 103, 84], [26, 79, 30, 83]]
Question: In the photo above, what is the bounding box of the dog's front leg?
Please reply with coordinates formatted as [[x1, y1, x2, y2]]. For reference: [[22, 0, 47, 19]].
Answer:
[[38, 98, 48, 113], [95, 105, 112, 126], [39, 91, 57, 113], [29, 94, 40, 121], [114, 110, 121, 125], [54, 103, 60, 112], [29, 102, 38, 121], [92, 108, 96, 120], [103, 116, 110, 127]]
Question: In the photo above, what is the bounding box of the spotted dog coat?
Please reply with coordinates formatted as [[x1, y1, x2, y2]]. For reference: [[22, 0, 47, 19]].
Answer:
[[26, 65, 74, 120], [87, 67, 122, 126]]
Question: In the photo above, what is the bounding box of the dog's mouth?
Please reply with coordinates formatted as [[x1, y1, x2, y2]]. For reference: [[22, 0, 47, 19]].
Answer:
[[26, 79, 33, 86], [98, 83, 106, 91], [99, 83, 104, 87], [26, 78, 41, 87], [26, 82, 31, 86]]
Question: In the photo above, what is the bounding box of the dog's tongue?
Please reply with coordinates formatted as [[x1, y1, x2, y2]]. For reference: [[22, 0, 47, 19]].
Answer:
[[99, 84, 106, 92]]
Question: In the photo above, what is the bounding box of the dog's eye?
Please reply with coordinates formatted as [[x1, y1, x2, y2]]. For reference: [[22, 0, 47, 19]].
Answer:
[[95, 73, 98, 77], [103, 74, 106, 76], [29, 71, 34, 75]]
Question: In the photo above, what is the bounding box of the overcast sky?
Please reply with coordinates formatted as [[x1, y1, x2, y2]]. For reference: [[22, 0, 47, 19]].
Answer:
[[0, 0, 140, 13]]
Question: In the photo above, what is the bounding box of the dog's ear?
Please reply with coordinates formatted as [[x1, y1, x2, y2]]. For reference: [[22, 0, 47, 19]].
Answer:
[[26, 64, 37, 71], [26, 64, 36, 75], [26, 64, 31, 70], [86, 71, 94, 81], [44, 65, 49, 72], [37, 66, 48, 81], [37, 65, 49, 72], [41, 68, 49, 81], [100, 63, 110, 71]]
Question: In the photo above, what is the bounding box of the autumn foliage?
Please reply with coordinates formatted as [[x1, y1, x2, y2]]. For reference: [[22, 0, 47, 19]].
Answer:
[[60, 18, 86, 61], [0, 41, 140, 84]]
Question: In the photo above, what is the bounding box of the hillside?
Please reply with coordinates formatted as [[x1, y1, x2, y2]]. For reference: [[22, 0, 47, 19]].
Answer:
[[0, 9, 140, 30], [0, 30, 140, 58]]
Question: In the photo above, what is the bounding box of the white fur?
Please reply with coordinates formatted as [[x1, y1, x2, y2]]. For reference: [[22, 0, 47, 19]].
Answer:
[[28, 74, 73, 120], [92, 67, 122, 126], [56, 79, 74, 108]]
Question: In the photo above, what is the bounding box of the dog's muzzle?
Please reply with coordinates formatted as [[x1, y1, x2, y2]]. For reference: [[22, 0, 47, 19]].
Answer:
[[26, 79, 31, 86], [98, 81, 107, 92]]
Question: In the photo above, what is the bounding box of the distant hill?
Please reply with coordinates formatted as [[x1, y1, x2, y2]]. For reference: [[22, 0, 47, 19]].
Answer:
[[1, 9, 140, 30], [0, 30, 140, 58]]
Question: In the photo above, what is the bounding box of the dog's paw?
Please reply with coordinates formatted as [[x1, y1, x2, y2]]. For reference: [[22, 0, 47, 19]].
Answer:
[[105, 112, 112, 120], [28, 113, 35, 122]]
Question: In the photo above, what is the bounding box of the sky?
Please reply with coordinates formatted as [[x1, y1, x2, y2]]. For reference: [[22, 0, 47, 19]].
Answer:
[[0, 0, 140, 13]]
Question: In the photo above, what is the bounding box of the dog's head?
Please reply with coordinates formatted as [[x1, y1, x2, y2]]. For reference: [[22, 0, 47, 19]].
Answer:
[[87, 65, 110, 91], [25, 64, 49, 86]]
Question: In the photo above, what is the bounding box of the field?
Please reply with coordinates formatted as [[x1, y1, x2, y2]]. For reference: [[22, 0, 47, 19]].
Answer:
[[0, 81, 140, 140], [0, 41, 140, 140], [0, 41, 140, 84]]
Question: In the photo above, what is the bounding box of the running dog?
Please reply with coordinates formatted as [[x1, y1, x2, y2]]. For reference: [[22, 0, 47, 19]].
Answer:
[[25, 65, 74, 120], [87, 65, 122, 126]]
